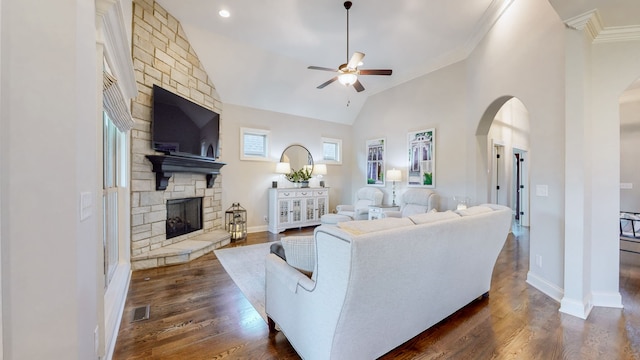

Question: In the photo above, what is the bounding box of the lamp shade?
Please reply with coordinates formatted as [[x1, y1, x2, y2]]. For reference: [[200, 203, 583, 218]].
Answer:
[[386, 168, 402, 182], [313, 163, 327, 176], [275, 162, 291, 174]]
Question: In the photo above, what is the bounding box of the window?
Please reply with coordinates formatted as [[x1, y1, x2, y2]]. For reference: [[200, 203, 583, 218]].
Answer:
[[322, 137, 342, 164], [103, 112, 123, 286], [241, 127, 270, 161]]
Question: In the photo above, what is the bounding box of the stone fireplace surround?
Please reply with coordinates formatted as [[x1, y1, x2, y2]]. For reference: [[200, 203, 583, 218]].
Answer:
[[129, 0, 230, 270]]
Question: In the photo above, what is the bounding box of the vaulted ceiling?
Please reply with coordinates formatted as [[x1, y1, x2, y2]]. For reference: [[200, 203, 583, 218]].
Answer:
[[156, 0, 513, 124], [155, 0, 640, 124]]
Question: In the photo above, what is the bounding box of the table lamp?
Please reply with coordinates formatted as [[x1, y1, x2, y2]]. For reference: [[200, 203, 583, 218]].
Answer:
[[313, 164, 327, 187], [386, 168, 402, 206], [275, 162, 291, 188]]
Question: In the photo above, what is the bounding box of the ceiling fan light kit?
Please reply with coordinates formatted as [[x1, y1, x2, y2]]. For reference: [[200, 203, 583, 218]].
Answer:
[[307, 1, 392, 92], [338, 73, 357, 86]]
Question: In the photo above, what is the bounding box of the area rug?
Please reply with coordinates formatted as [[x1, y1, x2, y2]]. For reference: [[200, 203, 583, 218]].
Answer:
[[214, 242, 274, 323]]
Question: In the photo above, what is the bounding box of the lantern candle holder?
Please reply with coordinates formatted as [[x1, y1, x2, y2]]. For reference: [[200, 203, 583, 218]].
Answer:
[[225, 203, 247, 241]]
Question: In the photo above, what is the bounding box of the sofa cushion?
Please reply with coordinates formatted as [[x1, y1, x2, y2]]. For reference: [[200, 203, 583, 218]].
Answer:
[[409, 210, 460, 225], [455, 205, 493, 216], [338, 217, 414, 235]]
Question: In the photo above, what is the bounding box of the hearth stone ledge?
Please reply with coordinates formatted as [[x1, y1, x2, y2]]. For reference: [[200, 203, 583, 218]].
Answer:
[[131, 229, 231, 270]]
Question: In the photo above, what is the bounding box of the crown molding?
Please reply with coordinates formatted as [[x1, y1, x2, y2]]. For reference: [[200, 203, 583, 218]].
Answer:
[[463, 0, 515, 57], [564, 9, 603, 41], [388, 0, 515, 93], [595, 25, 640, 43], [564, 9, 640, 43]]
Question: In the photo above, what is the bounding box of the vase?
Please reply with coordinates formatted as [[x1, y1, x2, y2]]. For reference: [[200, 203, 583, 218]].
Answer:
[[301, 181, 309, 188]]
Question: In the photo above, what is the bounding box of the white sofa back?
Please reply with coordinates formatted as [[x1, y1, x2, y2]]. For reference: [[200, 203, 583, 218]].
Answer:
[[265, 204, 512, 360]]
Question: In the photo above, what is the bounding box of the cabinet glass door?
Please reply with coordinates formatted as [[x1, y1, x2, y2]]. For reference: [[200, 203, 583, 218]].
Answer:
[[306, 198, 316, 221], [317, 197, 327, 218], [278, 199, 291, 225], [291, 199, 303, 223]]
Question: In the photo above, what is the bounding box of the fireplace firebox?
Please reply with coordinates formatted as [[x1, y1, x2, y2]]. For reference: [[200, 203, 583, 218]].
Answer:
[[166, 197, 202, 239]]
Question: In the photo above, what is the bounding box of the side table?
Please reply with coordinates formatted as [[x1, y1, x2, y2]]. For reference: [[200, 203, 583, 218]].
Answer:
[[368, 205, 400, 220]]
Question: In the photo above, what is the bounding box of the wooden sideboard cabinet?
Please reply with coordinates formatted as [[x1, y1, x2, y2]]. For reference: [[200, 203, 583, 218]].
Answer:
[[268, 187, 329, 234]]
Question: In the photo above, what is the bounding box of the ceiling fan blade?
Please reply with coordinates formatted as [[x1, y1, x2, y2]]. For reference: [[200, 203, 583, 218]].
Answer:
[[308, 66, 338, 72], [347, 52, 365, 70], [358, 69, 393, 76], [353, 79, 365, 92], [317, 77, 338, 89]]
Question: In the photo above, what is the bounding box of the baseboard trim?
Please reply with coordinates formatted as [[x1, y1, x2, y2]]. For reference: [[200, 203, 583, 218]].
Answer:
[[248, 225, 268, 233], [104, 264, 131, 360], [526, 271, 563, 302], [560, 295, 592, 319], [592, 291, 623, 309]]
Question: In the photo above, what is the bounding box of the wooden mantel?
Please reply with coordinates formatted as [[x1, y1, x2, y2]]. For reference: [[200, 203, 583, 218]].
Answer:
[[146, 155, 226, 191]]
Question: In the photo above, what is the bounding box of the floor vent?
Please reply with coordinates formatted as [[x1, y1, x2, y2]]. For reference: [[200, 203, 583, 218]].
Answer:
[[132, 305, 150, 322]]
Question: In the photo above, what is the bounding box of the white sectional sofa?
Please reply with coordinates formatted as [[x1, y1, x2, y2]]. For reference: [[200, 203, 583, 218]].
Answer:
[[265, 204, 512, 360]]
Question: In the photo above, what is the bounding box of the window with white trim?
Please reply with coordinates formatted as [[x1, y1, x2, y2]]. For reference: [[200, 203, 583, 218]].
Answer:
[[322, 137, 342, 164], [241, 127, 270, 161], [103, 111, 124, 286]]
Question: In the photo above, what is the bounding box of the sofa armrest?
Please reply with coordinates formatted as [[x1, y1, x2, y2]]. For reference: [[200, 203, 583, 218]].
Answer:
[[266, 254, 316, 293], [380, 210, 402, 218], [336, 204, 354, 212]]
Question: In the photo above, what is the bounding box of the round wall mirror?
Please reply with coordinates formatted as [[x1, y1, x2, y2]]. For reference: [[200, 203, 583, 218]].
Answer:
[[280, 145, 313, 176]]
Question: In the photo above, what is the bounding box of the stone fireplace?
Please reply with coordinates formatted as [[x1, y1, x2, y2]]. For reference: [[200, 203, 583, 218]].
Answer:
[[129, 0, 230, 270], [166, 197, 202, 239]]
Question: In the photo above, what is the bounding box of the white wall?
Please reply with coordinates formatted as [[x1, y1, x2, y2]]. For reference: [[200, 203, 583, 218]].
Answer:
[[353, 0, 567, 298], [0, 0, 99, 358], [468, 0, 566, 297], [352, 60, 468, 210], [0, 0, 4, 356], [219, 104, 353, 230]]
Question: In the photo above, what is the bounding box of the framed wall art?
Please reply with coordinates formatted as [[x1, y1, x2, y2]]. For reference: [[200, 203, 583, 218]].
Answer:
[[407, 129, 435, 188], [366, 138, 385, 186]]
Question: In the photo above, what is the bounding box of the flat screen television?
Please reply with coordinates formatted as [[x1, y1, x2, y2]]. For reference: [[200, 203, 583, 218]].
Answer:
[[152, 85, 220, 159]]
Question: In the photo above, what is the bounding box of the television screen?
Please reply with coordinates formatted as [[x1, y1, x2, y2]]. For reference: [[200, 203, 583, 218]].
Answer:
[[152, 85, 220, 159]]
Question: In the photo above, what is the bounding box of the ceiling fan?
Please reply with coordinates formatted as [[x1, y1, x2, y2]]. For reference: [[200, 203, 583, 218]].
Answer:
[[308, 1, 392, 92]]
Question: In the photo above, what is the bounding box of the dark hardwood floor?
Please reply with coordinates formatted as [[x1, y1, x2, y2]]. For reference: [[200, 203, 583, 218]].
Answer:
[[113, 226, 640, 359]]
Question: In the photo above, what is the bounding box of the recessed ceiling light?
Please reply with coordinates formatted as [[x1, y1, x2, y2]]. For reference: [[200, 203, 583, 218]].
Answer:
[[219, 9, 230, 18]]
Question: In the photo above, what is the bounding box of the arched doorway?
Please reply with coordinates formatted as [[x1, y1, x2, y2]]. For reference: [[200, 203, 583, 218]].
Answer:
[[476, 96, 531, 227], [619, 78, 640, 264]]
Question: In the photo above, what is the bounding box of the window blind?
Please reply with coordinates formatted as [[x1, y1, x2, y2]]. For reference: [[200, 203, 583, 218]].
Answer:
[[103, 71, 135, 132]]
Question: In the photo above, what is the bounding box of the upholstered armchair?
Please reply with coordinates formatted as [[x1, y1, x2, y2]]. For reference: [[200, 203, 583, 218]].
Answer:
[[335, 187, 384, 220], [381, 188, 438, 218]]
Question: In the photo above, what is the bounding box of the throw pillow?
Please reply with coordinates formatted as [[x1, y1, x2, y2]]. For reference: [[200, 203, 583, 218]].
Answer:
[[409, 210, 460, 225], [281, 235, 315, 274], [338, 217, 414, 235]]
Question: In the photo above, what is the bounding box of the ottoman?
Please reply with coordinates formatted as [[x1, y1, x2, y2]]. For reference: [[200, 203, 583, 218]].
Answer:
[[321, 213, 352, 225]]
